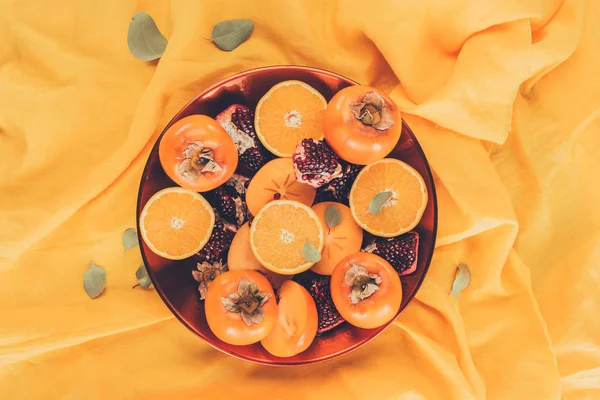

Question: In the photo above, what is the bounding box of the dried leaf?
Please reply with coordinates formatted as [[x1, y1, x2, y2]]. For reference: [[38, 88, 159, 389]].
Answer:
[[451, 263, 471, 299], [83, 262, 106, 299], [368, 191, 393, 215], [211, 20, 253, 51], [127, 12, 168, 61], [222, 293, 242, 312], [324, 204, 342, 229], [134, 265, 152, 289], [122, 228, 139, 253], [302, 241, 321, 262]]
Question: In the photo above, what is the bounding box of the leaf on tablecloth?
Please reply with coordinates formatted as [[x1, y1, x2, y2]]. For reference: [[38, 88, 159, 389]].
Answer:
[[84, 262, 106, 299], [127, 12, 168, 61], [211, 20, 253, 51], [122, 228, 139, 253], [133, 265, 152, 289]]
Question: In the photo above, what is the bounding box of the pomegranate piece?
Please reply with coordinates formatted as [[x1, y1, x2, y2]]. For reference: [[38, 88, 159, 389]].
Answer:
[[196, 217, 237, 264], [298, 276, 345, 334], [204, 174, 250, 228], [362, 231, 419, 276], [316, 162, 363, 203], [216, 104, 270, 174], [292, 139, 342, 188]]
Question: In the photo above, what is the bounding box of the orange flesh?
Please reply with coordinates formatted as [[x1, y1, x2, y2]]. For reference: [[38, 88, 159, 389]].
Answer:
[[350, 158, 427, 237], [255, 80, 327, 157], [250, 200, 324, 275], [140, 188, 214, 260]]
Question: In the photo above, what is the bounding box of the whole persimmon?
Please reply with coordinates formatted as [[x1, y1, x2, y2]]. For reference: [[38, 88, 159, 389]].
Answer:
[[261, 281, 318, 357], [311, 202, 363, 275], [324, 86, 401, 165], [159, 115, 238, 192], [205, 269, 277, 346], [330, 252, 402, 329], [245, 158, 315, 216]]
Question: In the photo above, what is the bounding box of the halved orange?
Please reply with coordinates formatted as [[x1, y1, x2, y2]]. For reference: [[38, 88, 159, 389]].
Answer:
[[254, 80, 327, 157], [140, 187, 215, 260], [250, 200, 325, 275], [349, 158, 427, 237]]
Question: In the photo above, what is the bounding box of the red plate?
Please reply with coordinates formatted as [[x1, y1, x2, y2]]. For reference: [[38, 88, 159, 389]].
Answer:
[[136, 66, 438, 365]]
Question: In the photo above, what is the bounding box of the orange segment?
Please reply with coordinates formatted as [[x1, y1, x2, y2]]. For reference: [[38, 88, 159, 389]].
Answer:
[[255, 80, 327, 157], [246, 158, 316, 216], [250, 200, 324, 275], [140, 187, 215, 260], [349, 158, 427, 237], [311, 202, 363, 275]]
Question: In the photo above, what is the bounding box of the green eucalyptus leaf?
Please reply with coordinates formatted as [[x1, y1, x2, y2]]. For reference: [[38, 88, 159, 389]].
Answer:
[[368, 191, 393, 215], [302, 241, 321, 263], [451, 263, 471, 299], [122, 228, 139, 253], [127, 12, 168, 61], [83, 262, 106, 299], [134, 264, 152, 289], [211, 20, 253, 51], [324, 204, 343, 229]]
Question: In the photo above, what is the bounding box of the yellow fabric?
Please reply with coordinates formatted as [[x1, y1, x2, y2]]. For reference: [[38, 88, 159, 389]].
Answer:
[[1, 0, 599, 398]]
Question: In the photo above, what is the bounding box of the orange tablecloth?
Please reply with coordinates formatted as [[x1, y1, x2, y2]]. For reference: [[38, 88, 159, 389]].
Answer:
[[1, 0, 599, 398]]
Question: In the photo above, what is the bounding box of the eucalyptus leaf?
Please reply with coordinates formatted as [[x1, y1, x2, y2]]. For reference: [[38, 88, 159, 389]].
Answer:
[[368, 191, 393, 215], [211, 20, 253, 51], [122, 228, 139, 253], [324, 204, 342, 229], [83, 262, 106, 299], [302, 241, 321, 263], [451, 263, 471, 299], [127, 12, 168, 61], [133, 264, 152, 289]]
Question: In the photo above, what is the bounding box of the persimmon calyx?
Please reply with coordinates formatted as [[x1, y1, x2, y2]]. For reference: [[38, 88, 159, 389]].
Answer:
[[345, 263, 382, 304], [349, 91, 395, 131], [192, 261, 227, 300], [178, 140, 223, 180], [221, 278, 272, 326]]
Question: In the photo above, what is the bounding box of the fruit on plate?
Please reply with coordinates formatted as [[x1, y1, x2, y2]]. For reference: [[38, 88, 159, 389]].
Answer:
[[205, 269, 277, 346], [228, 222, 291, 290], [245, 158, 316, 216], [324, 85, 401, 165], [330, 252, 402, 329], [349, 158, 427, 237], [261, 281, 318, 357], [196, 217, 237, 264], [204, 174, 251, 228], [315, 162, 363, 204], [216, 104, 270, 174], [139, 187, 215, 260], [254, 80, 327, 157], [363, 231, 419, 276], [292, 139, 342, 188], [159, 114, 238, 192], [250, 200, 324, 275], [298, 276, 345, 334], [310, 202, 363, 275]]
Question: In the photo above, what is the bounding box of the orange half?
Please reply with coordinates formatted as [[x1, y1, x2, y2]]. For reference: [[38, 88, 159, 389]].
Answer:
[[140, 187, 215, 260], [349, 158, 427, 237], [255, 80, 327, 157], [250, 200, 325, 275]]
